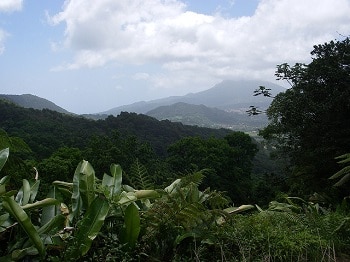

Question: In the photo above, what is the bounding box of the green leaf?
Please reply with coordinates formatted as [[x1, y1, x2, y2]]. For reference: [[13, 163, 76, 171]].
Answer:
[[102, 164, 122, 198], [334, 173, 350, 187], [0, 213, 10, 232], [72, 160, 95, 218], [0, 148, 9, 172], [0, 175, 10, 195], [22, 198, 60, 211], [75, 195, 110, 256], [2, 196, 45, 256], [15, 179, 31, 206], [41, 186, 63, 226], [29, 180, 40, 203], [78, 160, 96, 209], [120, 203, 140, 249], [329, 166, 350, 180], [134, 189, 160, 200], [224, 204, 255, 214], [10, 246, 39, 261]]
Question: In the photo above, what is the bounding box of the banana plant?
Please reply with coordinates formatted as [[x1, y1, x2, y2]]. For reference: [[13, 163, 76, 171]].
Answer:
[[0, 148, 64, 261], [53, 160, 160, 259]]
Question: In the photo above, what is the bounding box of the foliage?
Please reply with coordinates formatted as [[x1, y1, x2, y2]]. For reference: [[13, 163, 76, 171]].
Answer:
[[0, 148, 63, 261], [138, 171, 231, 261], [329, 153, 350, 187], [166, 132, 257, 203], [259, 37, 350, 195], [51, 161, 160, 261]]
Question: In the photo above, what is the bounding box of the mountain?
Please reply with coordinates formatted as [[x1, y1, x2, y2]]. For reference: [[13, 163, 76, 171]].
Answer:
[[0, 99, 231, 158], [146, 102, 268, 130], [101, 79, 286, 115], [0, 94, 72, 114]]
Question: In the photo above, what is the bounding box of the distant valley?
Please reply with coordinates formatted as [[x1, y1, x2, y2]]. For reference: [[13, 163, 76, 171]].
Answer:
[[1, 79, 286, 131]]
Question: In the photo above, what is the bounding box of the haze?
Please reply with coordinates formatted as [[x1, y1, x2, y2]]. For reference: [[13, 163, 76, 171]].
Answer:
[[0, 0, 349, 114]]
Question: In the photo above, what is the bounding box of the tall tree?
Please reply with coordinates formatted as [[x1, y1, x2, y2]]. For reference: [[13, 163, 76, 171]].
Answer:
[[260, 37, 350, 194], [166, 132, 257, 203]]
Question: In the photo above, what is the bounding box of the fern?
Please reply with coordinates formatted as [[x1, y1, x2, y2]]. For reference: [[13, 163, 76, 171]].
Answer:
[[128, 159, 154, 190], [329, 153, 350, 187], [141, 173, 229, 250]]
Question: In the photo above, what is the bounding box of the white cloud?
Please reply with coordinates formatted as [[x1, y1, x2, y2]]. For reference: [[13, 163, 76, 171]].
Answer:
[[0, 0, 23, 12], [0, 29, 8, 54], [0, 0, 23, 55], [50, 0, 350, 89]]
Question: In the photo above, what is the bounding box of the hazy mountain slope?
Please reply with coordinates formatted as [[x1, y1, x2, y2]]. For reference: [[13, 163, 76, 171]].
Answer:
[[146, 102, 268, 131], [101, 79, 286, 116], [0, 94, 72, 114]]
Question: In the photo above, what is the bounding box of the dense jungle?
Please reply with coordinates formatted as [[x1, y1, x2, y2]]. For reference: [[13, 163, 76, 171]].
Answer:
[[0, 38, 350, 261]]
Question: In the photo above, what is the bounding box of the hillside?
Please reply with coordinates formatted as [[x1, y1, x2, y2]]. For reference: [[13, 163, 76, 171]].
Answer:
[[101, 79, 286, 115], [0, 99, 231, 158], [146, 102, 267, 130], [0, 94, 72, 114]]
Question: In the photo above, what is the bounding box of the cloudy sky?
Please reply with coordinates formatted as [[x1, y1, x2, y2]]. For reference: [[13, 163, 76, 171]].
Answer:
[[0, 0, 349, 114]]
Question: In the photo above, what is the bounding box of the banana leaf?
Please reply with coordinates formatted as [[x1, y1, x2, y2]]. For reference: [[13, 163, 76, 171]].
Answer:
[[0, 175, 10, 195], [0, 148, 9, 172], [15, 179, 31, 206], [22, 198, 60, 211], [2, 196, 45, 256], [29, 180, 40, 203], [41, 186, 63, 226], [119, 203, 140, 249], [102, 164, 122, 197], [72, 160, 95, 217], [224, 204, 255, 214], [0, 213, 10, 233], [75, 195, 110, 256]]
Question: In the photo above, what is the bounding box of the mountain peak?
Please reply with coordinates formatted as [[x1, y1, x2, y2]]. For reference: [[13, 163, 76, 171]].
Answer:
[[0, 94, 72, 114]]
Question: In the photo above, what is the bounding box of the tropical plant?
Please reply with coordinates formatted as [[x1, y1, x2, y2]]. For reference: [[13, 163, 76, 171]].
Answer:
[[329, 153, 350, 187], [51, 160, 159, 261], [259, 37, 350, 194], [0, 147, 63, 261], [138, 170, 253, 261]]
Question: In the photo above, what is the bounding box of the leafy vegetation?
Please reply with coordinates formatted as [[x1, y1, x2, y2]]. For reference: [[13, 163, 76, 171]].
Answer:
[[0, 37, 350, 260], [259, 37, 350, 197]]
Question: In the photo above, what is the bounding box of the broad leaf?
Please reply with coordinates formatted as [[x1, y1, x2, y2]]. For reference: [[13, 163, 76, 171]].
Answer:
[[41, 186, 63, 226], [224, 204, 255, 214], [0, 175, 10, 195], [15, 179, 31, 206], [102, 164, 122, 198], [72, 160, 95, 218], [22, 198, 60, 211], [0, 148, 9, 172], [29, 180, 40, 203], [120, 203, 140, 249], [0, 213, 10, 233], [2, 196, 45, 256], [75, 195, 110, 256]]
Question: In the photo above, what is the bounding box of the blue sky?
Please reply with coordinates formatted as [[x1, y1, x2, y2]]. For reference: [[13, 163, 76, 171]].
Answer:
[[0, 0, 349, 114]]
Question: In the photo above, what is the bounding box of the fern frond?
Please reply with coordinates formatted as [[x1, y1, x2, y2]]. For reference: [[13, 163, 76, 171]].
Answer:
[[128, 159, 154, 189], [179, 170, 206, 188], [335, 153, 350, 164], [329, 166, 350, 180], [333, 173, 350, 187]]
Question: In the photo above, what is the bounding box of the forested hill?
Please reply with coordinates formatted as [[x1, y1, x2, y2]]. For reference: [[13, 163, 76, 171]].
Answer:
[[0, 94, 72, 114], [0, 99, 231, 159]]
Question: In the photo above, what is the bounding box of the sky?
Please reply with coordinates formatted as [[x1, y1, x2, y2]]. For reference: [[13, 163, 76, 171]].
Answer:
[[0, 0, 349, 114]]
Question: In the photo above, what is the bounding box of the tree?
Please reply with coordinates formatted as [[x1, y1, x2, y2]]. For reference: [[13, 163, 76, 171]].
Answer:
[[260, 37, 350, 195], [166, 133, 258, 203]]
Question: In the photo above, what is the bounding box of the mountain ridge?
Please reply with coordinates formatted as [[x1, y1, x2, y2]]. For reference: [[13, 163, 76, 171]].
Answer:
[[100, 79, 285, 116], [0, 94, 72, 114]]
